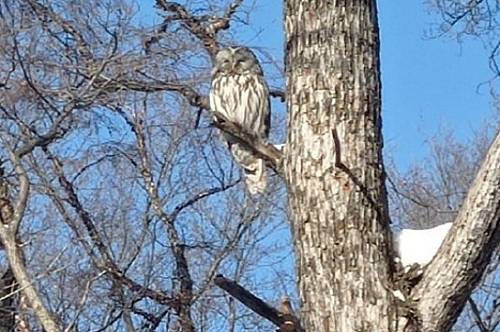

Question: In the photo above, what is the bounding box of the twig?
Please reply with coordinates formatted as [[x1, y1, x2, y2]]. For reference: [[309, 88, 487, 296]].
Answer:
[[468, 297, 489, 332]]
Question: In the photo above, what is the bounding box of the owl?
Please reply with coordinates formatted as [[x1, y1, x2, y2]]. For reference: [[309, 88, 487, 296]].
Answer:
[[210, 47, 271, 195]]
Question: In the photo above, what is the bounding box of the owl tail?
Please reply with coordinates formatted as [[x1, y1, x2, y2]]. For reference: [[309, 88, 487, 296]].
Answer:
[[230, 144, 267, 195], [243, 159, 266, 195]]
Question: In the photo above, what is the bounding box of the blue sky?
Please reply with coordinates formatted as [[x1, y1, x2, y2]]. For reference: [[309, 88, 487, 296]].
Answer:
[[228, 1, 495, 169], [136, 0, 496, 169]]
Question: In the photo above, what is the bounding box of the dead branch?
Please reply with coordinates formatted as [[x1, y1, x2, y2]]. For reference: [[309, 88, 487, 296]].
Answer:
[[214, 274, 305, 332]]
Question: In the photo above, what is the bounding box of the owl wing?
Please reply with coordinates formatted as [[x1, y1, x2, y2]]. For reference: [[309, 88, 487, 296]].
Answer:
[[210, 74, 270, 140], [250, 75, 271, 140]]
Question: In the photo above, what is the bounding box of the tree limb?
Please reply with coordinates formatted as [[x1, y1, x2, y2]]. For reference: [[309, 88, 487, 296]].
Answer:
[[411, 132, 500, 331], [213, 112, 283, 174], [214, 274, 305, 332], [155, 0, 221, 56], [0, 159, 61, 332]]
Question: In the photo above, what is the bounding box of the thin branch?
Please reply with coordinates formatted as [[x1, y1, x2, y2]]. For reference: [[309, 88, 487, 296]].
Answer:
[[130, 111, 195, 332], [43, 150, 180, 310], [468, 297, 490, 332], [170, 181, 239, 221], [206, 0, 244, 35], [155, 0, 220, 56], [15, 106, 73, 158], [23, 0, 93, 61], [97, 77, 209, 109]]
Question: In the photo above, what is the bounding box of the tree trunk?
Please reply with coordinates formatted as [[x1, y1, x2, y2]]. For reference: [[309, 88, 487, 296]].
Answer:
[[284, 1, 394, 331]]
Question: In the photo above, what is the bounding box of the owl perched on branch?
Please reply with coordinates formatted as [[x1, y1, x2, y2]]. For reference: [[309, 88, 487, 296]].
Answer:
[[210, 47, 271, 195]]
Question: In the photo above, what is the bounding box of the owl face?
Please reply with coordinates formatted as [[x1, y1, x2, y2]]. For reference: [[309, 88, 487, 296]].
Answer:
[[212, 47, 263, 76]]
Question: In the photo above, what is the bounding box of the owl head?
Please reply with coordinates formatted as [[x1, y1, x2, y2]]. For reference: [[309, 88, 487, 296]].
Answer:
[[212, 47, 263, 77]]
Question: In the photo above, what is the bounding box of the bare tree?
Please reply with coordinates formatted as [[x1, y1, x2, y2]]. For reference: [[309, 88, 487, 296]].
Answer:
[[0, 0, 499, 332], [0, 0, 289, 331], [425, 0, 500, 84]]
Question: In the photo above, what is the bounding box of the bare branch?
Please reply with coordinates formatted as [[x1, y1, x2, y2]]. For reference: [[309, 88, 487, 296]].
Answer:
[[0, 162, 61, 332], [206, 0, 244, 35], [467, 297, 489, 332], [170, 181, 239, 221], [213, 112, 283, 173], [0, 267, 16, 331], [22, 0, 93, 61], [15, 107, 73, 158], [0, 140, 29, 238], [44, 150, 180, 310], [412, 132, 500, 331], [214, 274, 305, 332], [155, 0, 220, 56], [130, 111, 195, 332]]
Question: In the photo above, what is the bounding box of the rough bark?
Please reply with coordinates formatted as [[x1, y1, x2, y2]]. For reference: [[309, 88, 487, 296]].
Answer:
[[284, 1, 393, 331], [411, 132, 500, 332]]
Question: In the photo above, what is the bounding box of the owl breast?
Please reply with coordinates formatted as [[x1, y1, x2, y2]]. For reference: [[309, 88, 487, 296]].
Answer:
[[210, 73, 269, 139]]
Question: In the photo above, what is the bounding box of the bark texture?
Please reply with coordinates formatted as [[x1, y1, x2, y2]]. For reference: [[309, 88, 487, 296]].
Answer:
[[284, 1, 393, 331]]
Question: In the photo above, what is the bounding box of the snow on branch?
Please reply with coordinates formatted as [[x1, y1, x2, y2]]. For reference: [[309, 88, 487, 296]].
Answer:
[[410, 132, 500, 332], [394, 222, 453, 268]]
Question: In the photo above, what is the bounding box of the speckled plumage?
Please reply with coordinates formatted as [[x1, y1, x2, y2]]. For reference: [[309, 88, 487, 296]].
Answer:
[[210, 47, 270, 195]]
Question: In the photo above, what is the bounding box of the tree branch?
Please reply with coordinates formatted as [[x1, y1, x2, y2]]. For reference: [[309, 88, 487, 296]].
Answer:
[[155, 0, 221, 56], [206, 0, 244, 35], [213, 112, 283, 174], [467, 297, 489, 332], [0, 161, 61, 332], [130, 112, 195, 331], [411, 132, 500, 331], [43, 150, 180, 311], [214, 274, 305, 332]]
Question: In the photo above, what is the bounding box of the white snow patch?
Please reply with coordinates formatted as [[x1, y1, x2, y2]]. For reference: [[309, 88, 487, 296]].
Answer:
[[394, 222, 453, 268], [273, 144, 285, 151], [392, 290, 406, 302]]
